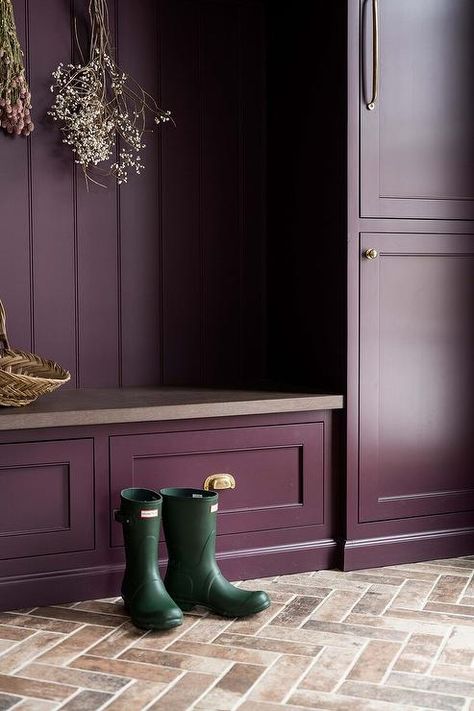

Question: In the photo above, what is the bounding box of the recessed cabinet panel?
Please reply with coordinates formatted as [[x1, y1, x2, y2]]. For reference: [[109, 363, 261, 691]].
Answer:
[[360, 0, 474, 219], [0, 440, 94, 559], [110, 423, 325, 546], [359, 234, 474, 522], [1, 464, 70, 535]]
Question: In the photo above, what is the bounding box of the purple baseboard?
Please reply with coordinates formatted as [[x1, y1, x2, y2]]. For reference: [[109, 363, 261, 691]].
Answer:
[[3, 527, 473, 611], [0, 539, 338, 612], [342, 527, 474, 571], [0, 564, 125, 613], [218, 539, 339, 580]]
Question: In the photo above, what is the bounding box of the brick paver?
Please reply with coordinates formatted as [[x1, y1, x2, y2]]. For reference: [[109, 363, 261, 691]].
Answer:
[[0, 557, 474, 708]]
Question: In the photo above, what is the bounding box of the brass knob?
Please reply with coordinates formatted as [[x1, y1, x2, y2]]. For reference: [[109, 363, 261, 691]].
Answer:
[[365, 248, 378, 260], [203, 473, 236, 491]]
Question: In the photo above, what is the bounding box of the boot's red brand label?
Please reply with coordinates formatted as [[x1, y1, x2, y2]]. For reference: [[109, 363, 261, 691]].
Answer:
[[140, 510, 158, 518], [210, 503, 218, 513]]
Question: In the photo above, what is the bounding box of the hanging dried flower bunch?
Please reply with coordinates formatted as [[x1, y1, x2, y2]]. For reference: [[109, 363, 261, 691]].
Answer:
[[49, 0, 172, 186], [0, 0, 34, 136]]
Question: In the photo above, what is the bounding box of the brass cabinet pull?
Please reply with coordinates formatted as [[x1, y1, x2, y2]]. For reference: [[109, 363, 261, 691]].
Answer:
[[365, 248, 379, 260], [203, 473, 236, 491], [367, 0, 379, 110]]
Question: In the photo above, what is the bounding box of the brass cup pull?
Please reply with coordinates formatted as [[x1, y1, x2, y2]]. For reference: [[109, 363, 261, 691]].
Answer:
[[203, 473, 236, 491], [365, 248, 379, 260]]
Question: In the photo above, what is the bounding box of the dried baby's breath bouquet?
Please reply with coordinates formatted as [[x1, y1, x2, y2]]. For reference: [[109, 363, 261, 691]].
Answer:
[[49, 0, 172, 186], [0, 0, 34, 136]]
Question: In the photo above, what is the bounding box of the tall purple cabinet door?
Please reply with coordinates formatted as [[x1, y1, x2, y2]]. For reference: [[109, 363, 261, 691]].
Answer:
[[360, 0, 474, 219], [359, 234, 474, 523]]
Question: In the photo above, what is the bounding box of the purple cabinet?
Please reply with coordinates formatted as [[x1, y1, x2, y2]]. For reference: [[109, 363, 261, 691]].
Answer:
[[0, 439, 94, 559], [360, 0, 474, 219], [0, 408, 339, 610], [110, 422, 325, 546], [346, 1, 474, 569], [359, 234, 474, 522]]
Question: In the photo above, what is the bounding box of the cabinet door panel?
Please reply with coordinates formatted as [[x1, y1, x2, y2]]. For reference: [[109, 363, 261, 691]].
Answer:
[[360, 234, 474, 522], [110, 423, 325, 546], [0, 439, 94, 559], [360, 0, 474, 219]]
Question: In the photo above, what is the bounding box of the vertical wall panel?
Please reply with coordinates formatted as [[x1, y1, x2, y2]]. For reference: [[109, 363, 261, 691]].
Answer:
[[161, 0, 266, 388], [0, 0, 31, 352], [201, 2, 241, 386], [76, 170, 120, 387], [75, 2, 119, 387], [161, 0, 202, 385], [29, 0, 77, 384], [118, 0, 162, 386], [239, 3, 266, 384]]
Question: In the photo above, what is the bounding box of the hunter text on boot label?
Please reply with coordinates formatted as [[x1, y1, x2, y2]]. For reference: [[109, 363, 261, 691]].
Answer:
[[211, 503, 218, 513], [140, 509, 158, 518]]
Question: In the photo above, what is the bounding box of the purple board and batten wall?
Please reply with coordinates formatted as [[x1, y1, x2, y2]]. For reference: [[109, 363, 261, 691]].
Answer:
[[0, 0, 266, 389]]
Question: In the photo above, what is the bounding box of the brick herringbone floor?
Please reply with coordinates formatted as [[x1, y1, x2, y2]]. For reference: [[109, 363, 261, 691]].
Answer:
[[1, 558, 474, 709]]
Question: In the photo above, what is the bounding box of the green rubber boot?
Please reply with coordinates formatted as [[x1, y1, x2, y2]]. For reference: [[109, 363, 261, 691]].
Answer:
[[114, 488, 183, 630], [160, 487, 271, 617]]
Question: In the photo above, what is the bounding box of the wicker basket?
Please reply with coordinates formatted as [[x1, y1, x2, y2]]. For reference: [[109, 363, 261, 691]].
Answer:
[[0, 300, 71, 407]]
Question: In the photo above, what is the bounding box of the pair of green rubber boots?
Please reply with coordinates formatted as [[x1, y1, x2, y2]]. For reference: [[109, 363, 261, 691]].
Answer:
[[114, 487, 271, 630]]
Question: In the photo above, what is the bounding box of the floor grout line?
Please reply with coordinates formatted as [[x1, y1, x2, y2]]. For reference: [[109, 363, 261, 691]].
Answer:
[[92, 677, 135, 711], [331, 638, 371, 695], [139, 669, 186, 709], [39, 625, 119, 671], [379, 635, 409, 686], [279, 646, 325, 706], [189, 660, 239, 710], [7, 631, 75, 677], [340, 585, 377, 623], [7, 696, 30, 711], [231, 651, 283, 710], [456, 571, 474, 606], [382, 674, 470, 701], [0, 630, 42, 664], [55, 685, 86, 709], [294, 597, 329, 629], [425, 624, 455, 677]]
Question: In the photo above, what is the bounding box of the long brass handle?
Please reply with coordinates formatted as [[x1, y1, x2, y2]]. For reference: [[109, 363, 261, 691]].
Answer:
[[203, 473, 236, 491], [367, 0, 379, 110]]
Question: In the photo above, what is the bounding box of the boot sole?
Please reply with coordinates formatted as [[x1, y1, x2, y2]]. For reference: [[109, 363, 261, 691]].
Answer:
[[123, 599, 183, 630], [175, 598, 271, 618], [131, 617, 183, 631]]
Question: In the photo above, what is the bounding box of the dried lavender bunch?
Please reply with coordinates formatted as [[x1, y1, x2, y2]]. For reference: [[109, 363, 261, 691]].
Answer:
[[49, 0, 171, 186], [0, 0, 34, 136]]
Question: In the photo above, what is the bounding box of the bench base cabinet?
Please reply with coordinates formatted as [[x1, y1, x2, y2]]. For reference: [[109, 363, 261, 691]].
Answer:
[[0, 410, 339, 611]]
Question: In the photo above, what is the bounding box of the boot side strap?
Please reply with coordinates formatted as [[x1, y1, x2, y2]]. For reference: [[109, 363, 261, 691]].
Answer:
[[114, 510, 132, 524]]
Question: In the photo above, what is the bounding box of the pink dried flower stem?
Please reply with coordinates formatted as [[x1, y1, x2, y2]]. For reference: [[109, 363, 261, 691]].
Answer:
[[0, 0, 34, 136]]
